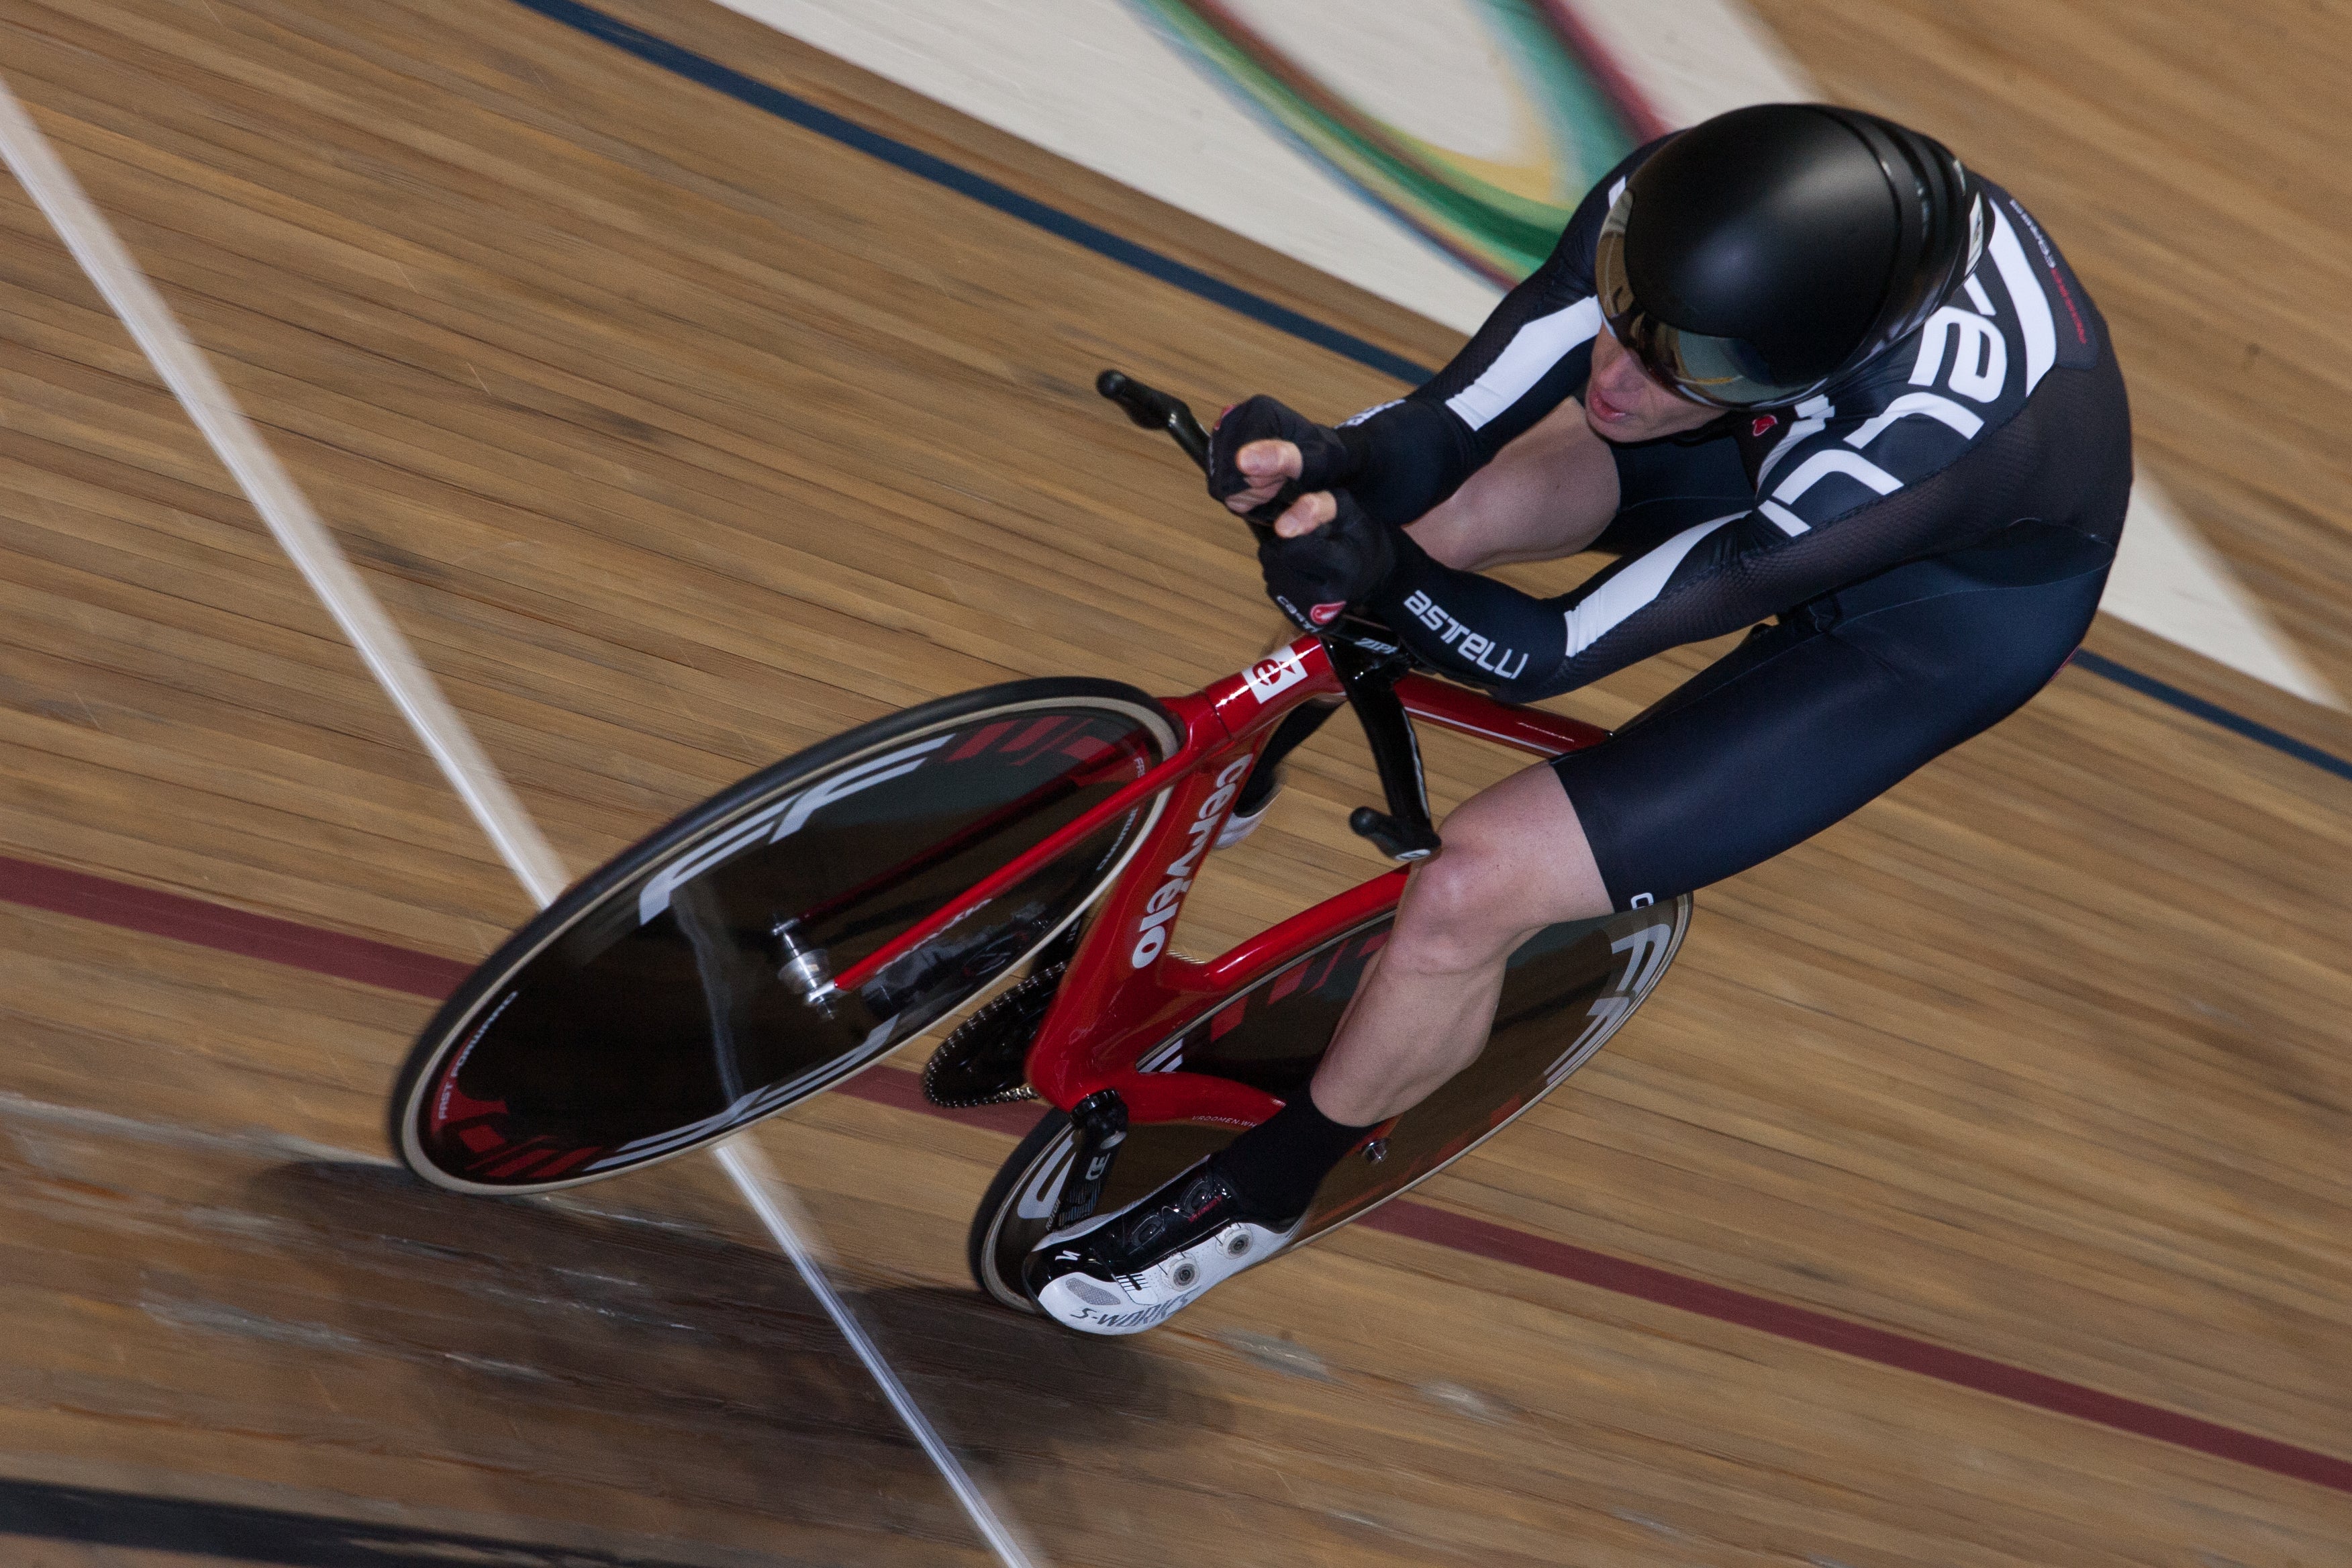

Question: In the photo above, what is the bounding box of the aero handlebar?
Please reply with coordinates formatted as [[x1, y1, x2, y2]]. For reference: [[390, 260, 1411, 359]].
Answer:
[[1092, 369, 1443, 862], [1095, 369, 1208, 469], [1093, 369, 1304, 538]]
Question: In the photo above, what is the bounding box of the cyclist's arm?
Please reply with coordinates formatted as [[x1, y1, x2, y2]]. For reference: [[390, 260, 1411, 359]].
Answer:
[[1338, 140, 1665, 527], [1365, 417, 2000, 699]]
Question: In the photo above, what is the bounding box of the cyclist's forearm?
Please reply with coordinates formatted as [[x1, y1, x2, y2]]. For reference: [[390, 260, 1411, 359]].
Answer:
[[1367, 532, 1569, 698], [1405, 398, 1620, 570], [1331, 397, 1481, 527], [1368, 516, 1783, 701]]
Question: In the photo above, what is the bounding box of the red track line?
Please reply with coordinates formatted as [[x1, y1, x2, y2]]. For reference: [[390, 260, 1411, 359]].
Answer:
[[0, 855, 474, 997], [1351, 1204, 2352, 1492], [5, 853, 2346, 1496]]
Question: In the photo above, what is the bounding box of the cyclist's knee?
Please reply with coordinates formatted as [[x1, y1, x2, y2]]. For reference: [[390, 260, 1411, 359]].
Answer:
[[1389, 768, 1609, 971], [1390, 830, 1529, 973]]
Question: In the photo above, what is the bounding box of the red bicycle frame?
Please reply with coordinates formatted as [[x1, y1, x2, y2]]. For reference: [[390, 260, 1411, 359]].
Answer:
[[827, 634, 1606, 1129]]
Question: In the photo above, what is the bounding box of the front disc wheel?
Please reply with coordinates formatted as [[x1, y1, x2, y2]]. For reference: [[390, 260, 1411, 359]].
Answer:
[[391, 679, 1175, 1194]]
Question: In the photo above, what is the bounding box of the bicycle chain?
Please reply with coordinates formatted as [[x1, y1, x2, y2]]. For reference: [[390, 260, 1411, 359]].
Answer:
[[920, 963, 1063, 1109]]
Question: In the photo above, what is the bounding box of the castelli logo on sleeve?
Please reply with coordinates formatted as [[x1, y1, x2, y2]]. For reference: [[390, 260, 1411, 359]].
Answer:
[[1130, 754, 1256, 967], [1400, 589, 1528, 682], [1310, 601, 1346, 626], [1751, 414, 1778, 437]]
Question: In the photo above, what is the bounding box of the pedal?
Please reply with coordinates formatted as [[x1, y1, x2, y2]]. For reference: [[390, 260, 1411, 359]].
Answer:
[[1349, 806, 1440, 862], [1052, 1088, 1130, 1229]]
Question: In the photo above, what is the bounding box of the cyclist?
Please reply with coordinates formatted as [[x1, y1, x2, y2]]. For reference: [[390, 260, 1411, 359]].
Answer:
[[1029, 103, 2130, 1334]]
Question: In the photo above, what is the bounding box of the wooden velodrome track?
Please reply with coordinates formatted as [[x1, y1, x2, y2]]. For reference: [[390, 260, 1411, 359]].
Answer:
[[0, 0, 2347, 1563]]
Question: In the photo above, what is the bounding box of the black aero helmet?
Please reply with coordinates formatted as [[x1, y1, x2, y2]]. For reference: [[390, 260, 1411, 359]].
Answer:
[[1594, 103, 1983, 408]]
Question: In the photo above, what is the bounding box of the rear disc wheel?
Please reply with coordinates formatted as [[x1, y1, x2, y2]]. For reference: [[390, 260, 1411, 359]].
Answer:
[[967, 897, 1689, 1313]]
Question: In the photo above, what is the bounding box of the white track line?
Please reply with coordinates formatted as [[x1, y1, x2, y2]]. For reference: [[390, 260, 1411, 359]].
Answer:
[[717, 1139, 1040, 1568], [0, 71, 1040, 1568], [0, 77, 567, 906]]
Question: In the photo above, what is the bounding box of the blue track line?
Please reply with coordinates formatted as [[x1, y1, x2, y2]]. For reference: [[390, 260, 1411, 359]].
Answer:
[[512, 0, 2352, 791], [2070, 652, 2352, 783], [509, 0, 1430, 384]]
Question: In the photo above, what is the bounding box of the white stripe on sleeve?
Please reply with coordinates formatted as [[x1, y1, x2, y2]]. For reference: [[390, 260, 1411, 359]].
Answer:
[[1563, 511, 1743, 656], [1771, 448, 1904, 509], [1444, 296, 1602, 430]]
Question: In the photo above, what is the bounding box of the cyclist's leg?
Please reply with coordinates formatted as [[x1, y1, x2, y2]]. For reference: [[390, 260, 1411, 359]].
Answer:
[[1297, 764, 1609, 1124], [1024, 758, 1618, 1334], [1248, 520, 2117, 1179]]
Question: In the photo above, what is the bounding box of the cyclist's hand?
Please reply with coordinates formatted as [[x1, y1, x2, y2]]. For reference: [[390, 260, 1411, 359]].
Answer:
[[1209, 395, 1355, 514], [1259, 489, 1395, 630], [1226, 438, 1303, 517]]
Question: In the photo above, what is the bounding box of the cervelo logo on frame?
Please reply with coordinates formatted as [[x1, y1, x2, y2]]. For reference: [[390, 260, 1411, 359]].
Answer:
[[635, 735, 954, 925], [1130, 753, 1257, 968], [1242, 644, 1309, 704]]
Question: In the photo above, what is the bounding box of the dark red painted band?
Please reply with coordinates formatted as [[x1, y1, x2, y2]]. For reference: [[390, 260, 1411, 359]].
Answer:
[[1353, 1203, 2352, 1493], [5, 854, 2345, 1496], [0, 855, 473, 998]]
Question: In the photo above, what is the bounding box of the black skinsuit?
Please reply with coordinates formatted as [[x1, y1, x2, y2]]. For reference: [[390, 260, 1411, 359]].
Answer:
[[1336, 143, 2132, 908]]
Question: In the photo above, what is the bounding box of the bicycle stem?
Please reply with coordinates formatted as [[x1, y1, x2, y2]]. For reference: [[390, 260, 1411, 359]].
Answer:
[[1326, 636, 1442, 861], [1095, 367, 1441, 860]]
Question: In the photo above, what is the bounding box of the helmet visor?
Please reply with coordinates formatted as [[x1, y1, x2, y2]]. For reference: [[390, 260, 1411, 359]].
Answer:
[[1593, 187, 1823, 410]]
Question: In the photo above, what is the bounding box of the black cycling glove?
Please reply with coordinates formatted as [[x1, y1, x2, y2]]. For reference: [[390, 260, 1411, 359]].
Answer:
[[1259, 491, 1396, 630], [1208, 395, 1359, 505]]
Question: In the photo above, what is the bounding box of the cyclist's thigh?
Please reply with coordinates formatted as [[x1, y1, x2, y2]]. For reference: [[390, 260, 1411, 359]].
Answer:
[[1552, 521, 2112, 910]]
